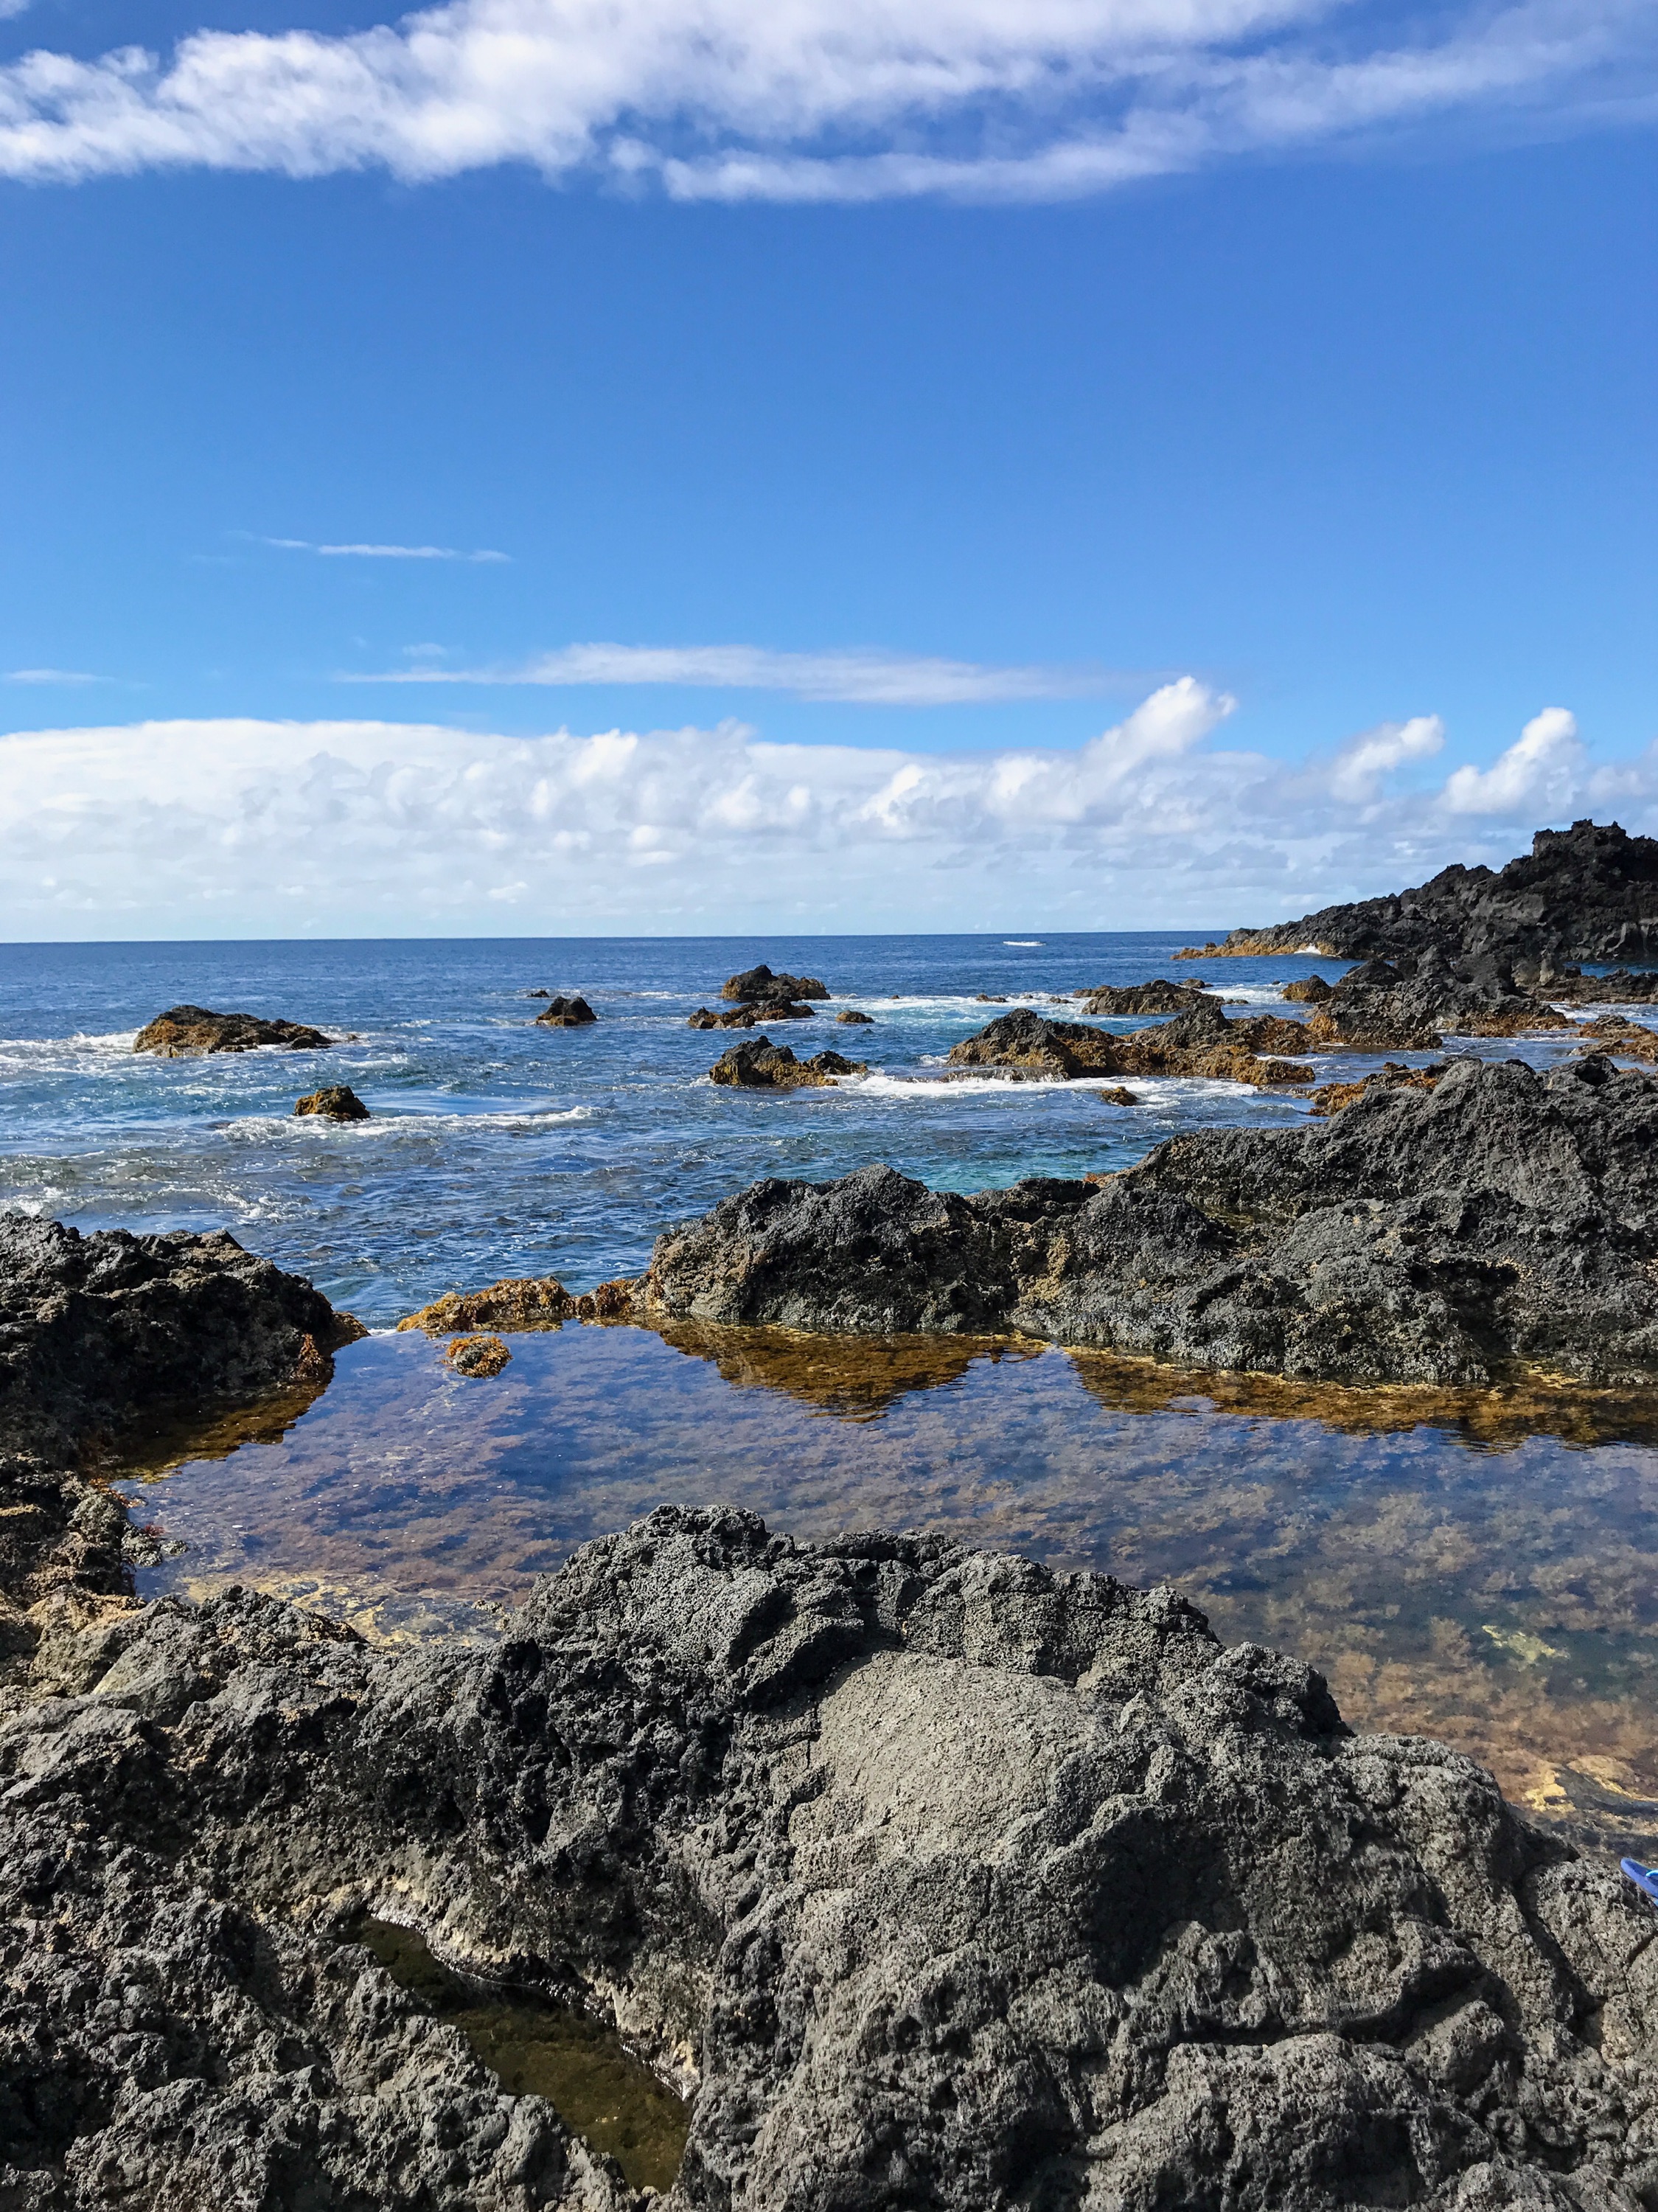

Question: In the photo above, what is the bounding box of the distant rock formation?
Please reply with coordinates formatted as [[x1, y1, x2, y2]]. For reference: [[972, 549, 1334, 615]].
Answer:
[[1302, 961, 1569, 1051], [720, 963, 829, 1004], [1177, 819, 1658, 982], [133, 1005, 333, 1054], [1073, 978, 1210, 1015], [688, 1002, 816, 1028], [835, 1008, 874, 1024], [948, 1001, 1314, 1088], [1574, 1014, 1658, 1064], [534, 995, 597, 1027], [708, 1039, 868, 1090], [294, 1085, 370, 1121]]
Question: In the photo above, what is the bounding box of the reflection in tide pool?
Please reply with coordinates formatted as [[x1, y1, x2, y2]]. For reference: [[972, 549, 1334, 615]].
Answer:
[[110, 1323, 1658, 1858]]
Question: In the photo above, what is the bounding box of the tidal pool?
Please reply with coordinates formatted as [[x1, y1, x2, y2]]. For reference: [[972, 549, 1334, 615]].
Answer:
[[108, 1321, 1658, 1859]]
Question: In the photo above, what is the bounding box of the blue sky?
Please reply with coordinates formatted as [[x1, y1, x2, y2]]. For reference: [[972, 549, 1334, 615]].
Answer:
[[1, 0, 1655, 934]]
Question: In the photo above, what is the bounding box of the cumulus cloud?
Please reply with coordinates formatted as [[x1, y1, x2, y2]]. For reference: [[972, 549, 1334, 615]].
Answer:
[[0, 0, 1650, 198], [262, 537, 509, 562], [2, 686, 1650, 936], [1442, 707, 1585, 815], [355, 641, 1129, 706]]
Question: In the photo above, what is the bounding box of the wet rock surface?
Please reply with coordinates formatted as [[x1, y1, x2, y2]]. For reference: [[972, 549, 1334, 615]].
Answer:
[[719, 964, 829, 1004], [1182, 818, 1658, 979], [447, 1332, 513, 1377], [949, 1001, 1314, 1088], [1073, 978, 1211, 1015], [0, 1216, 355, 1680], [294, 1083, 371, 1120], [1574, 1014, 1658, 1064], [132, 1004, 334, 1055], [1303, 962, 1568, 1053], [535, 996, 598, 1028], [5, 1504, 1658, 2210], [642, 1054, 1658, 1385], [687, 1002, 816, 1029], [708, 1039, 868, 1090]]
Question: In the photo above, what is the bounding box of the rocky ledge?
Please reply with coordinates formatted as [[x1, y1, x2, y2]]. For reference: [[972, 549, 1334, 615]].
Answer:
[[6, 1503, 1658, 2209], [640, 1053, 1658, 1385], [708, 1038, 868, 1090], [1073, 978, 1211, 1016], [1301, 959, 1569, 1052], [0, 1214, 360, 1680], [949, 1001, 1315, 1088], [688, 1001, 817, 1028], [133, 1004, 334, 1054]]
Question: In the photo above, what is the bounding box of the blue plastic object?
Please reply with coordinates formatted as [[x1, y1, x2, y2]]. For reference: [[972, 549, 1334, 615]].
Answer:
[[1620, 1858, 1658, 1905]]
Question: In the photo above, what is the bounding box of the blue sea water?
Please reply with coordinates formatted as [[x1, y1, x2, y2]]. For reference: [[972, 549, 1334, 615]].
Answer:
[[0, 929, 1418, 1323]]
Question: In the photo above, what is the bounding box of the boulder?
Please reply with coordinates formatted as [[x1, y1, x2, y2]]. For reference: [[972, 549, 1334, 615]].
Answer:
[[1073, 979, 1209, 1015], [1281, 975, 1334, 1002], [536, 995, 598, 1027], [720, 964, 830, 1004], [688, 1002, 815, 1028], [133, 1004, 333, 1054], [7, 1505, 1658, 2209], [708, 1039, 868, 1091], [294, 1085, 370, 1121], [1097, 1085, 1142, 1105], [948, 1002, 1313, 1089], [640, 1055, 1658, 1385], [834, 1009, 874, 1024], [445, 1333, 512, 1377]]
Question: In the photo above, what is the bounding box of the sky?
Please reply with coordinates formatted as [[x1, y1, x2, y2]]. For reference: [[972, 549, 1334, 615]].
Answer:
[[0, 0, 1654, 936]]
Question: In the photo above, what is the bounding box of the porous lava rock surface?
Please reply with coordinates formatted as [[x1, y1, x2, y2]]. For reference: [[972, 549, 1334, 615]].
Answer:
[[1073, 978, 1211, 1015], [133, 1004, 334, 1054], [1303, 962, 1568, 1053], [641, 1054, 1658, 1385], [708, 1039, 867, 1090], [445, 1332, 512, 1377], [719, 964, 829, 1004], [949, 1001, 1314, 1088], [1574, 1014, 1658, 1065], [1180, 818, 1658, 981], [1282, 975, 1334, 1003], [535, 995, 598, 1027], [1307, 1062, 1448, 1118], [294, 1084, 371, 1120], [0, 1216, 357, 1680], [6, 1505, 1658, 2210]]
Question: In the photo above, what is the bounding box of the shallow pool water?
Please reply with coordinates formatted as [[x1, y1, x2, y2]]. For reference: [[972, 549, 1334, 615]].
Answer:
[[110, 1320, 1658, 1860]]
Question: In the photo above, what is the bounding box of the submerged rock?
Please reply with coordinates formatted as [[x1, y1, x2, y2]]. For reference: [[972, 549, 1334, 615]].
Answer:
[[708, 1038, 868, 1090], [400, 1276, 577, 1333], [536, 995, 598, 1027], [1097, 1085, 1143, 1105], [720, 963, 829, 1004], [294, 1083, 371, 1121], [6, 1503, 1658, 2209], [641, 1054, 1658, 1385], [133, 1004, 333, 1054], [949, 1001, 1314, 1088], [445, 1332, 512, 1377]]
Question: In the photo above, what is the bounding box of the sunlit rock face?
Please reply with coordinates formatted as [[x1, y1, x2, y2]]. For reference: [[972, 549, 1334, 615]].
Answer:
[[7, 1505, 1658, 2209]]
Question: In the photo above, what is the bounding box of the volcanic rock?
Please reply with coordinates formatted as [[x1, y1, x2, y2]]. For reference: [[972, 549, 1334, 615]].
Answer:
[[687, 1002, 816, 1028], [1179, 818, 1658, 980], [294, 1084, 371, 1121], [1307, 1062, 1448, 1117], [1097, 1085, 1142, 1105], [400, 1276, 577, 1333], [445, 1332, 512, 1377], [535, 995, 598, 1027], [834, 1008, 874, 1024], [973, 992, 1008, 1003], [1547, 967, 1658, 1004], [1573, 1014, 1658, 1064], [1073, 978, 1210, 1015], [1305, 969, 1568, 1052], [1281, 974, 1334, 1002], [641, 1054, 1658, 1385], [133, 1004, 333, 1054], [708, 1039, 868, 1090], [948, 1001, 1314, 1088], [720, 964, 830, 1004], [7, 1504, 1658, 2209]]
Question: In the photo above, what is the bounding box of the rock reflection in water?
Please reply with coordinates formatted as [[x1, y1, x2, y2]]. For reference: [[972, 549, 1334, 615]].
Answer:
[[352, 1917, 689, 2194], [112, 1323, 1658, 1854]]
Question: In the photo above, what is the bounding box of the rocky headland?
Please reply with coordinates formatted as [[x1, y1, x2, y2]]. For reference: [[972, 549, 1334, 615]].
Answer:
[[133, 1005, 334, 1054], [5, 1502, 1658, 2208], [1178, 818, 1658, 987], [638, 1053, 1658, 1386], [948, 1001, 1315, 1088]]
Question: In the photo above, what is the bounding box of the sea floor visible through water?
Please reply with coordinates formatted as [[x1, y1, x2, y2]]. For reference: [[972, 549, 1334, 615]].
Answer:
[[6, 933, 1657, 1863]]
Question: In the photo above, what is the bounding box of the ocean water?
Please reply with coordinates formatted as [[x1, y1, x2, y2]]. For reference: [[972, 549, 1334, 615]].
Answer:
[[10, 932, 1657, 1851], [0, 931, 1600, 1322]]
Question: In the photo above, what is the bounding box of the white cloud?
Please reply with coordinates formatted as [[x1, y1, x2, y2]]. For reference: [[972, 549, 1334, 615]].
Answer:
[[354, 641, 1129, 706], [1328, 714, 1444, 804], [1, 688, 1646, 936], [1442, 706, 1584, 814], [0, 0, 1649, 200], [262, 536, 509, 562], [5, 667, 111, 685]]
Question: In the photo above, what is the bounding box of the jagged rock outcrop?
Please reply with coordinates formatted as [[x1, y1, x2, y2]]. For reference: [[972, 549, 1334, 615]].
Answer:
[[133, 1005, 333, 1054], [1282, 975, 1334, 1003], [949, 1001, 1314, 1088], [1179, 819, 1658, 981], [397, 1276, 640, 1332], [1574, 1014, 1658, 1065], [834, 1009, 874, 1025], [295, 1084, 371, 1121], [1303, 961, 1567, 1052], [535, 995, 598, 1028], [688, 1003, 816, 1029], [1073, 978, 1211, 1015], [0, 1217, 359, 1680], [708, 1040, 867, 1090], [6, 1505, 1658, 2209], [720, 964, 829, 1004], [1306, 1062, 1448, 1117], [642, 1054, 1658, 1385]]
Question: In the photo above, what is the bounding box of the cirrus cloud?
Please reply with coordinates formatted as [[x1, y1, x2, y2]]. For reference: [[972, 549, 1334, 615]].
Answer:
[[0, 0, 1651, 199]]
